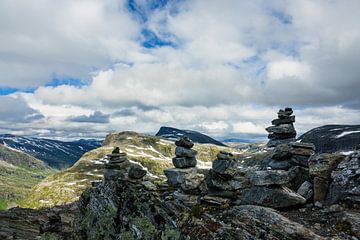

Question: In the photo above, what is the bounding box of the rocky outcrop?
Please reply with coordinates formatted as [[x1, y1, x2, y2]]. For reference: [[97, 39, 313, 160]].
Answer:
[[326, 149, 360, 205], [266, 108, 297, 147], [308, 153, 345, 203]]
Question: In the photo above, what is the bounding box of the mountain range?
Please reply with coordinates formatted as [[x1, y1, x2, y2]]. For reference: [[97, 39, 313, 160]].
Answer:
[[0, 134, 102, 168]]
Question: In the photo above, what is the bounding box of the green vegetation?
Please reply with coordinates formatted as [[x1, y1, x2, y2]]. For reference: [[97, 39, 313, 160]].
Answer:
[[0, 144, 54, 208], [24, 131, 261, 209]]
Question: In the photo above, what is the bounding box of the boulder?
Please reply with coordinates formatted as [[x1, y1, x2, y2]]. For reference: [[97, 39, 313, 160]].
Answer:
[[290, 155, 311, 167], [209, 173, 251, 191], [236, 186, 306, 208], [164, 168, 197, 186], [308, 153, 345, 179], [172, 157, 197, 168], [297, 181, 313, 201], [326, 151, 360, 205], [128, 166, 147, 179], [224, 205, 322, 240], [175, 146, 197, 158], [248, 170, 290, 186], [272, 144, 292, 160], [175, 137, 194, 148]]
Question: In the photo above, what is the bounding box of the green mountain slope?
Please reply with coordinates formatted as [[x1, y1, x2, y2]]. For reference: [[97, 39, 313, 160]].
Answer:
[[24, 131, 240, 208], [0, 144, 54, 210]]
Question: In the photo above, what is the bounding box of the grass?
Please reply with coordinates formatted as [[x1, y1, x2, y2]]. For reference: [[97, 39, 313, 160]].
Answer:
[[0, 198, 8, 210]]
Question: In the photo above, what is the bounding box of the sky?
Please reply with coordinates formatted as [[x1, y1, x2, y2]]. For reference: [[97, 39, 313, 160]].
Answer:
[[0, 0, 360, 141]]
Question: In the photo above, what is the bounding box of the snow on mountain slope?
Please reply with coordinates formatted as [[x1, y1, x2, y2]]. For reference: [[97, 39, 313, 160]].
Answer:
[[0, 134, 102, 168]]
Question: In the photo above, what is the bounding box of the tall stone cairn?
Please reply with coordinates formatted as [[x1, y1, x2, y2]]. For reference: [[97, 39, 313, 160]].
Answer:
[[266, 107, 296, 147]]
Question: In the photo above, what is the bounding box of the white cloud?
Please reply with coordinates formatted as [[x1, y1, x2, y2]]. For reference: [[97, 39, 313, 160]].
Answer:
[[1, 0, 360, 140]]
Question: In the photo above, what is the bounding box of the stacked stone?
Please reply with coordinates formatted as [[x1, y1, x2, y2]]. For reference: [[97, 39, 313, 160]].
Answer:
[[164, 137, 205, 205], [266, 107, 296, 147], [104, 147, 131, 181], [269, 142, 316, 170], [205, 151, 306, 208]]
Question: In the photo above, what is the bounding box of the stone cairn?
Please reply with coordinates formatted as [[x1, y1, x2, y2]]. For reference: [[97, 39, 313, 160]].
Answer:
[[266, 107, 296, 147], [104, 147, 147, 182], [164, 137, 205, 205]]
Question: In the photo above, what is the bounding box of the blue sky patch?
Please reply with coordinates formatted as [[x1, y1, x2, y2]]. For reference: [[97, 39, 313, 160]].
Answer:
[[0, 87, 36, 95], [45, 77, 88, 88]]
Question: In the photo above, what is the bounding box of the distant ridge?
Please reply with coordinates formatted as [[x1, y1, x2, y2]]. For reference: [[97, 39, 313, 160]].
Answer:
[[155, 126, 227, 147], [0, 134, 102, 168], [298, 124, 360, 153]]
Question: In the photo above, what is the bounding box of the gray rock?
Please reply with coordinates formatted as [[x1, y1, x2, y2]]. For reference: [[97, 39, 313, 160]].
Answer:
[[290, 142, 316, 150], [128, 166, 147, 179], [291, 155, 311, 167], [278, 107, 293, 118], [249, 170, 290, 186], [326, 151, 360, 205], [201, 195, 231, 205], [217, 151, 234, 160], [181, 173, 205, 191], [272, 115, 295, 126], [313, 177, 329, 203], [290, 147, 315, 156], [272, 144, 292, 160], [175, 137, 194, 148], [308, 153, 345, 179], [266, 124, 296, 134], [269, 159, 293, 170], [267, 138, 296, 147], [236, 186, 306, 208], [173, 191, 198, 206], [141, 181, 157, 191], [175, 146, 197, 158], [212, 158, 233, 175], [297, 181, 313, 201], [164, 167, 197, 186], [172, 157, 197, 168], [209, 174, 251, 191]]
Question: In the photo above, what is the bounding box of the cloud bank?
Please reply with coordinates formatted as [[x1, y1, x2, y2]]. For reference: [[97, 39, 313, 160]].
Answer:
[[1, 0, 360, 140]]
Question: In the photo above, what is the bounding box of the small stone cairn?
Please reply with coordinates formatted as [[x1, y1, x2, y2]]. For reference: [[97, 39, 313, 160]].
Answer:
[[104, 147, 147, 181], [266, 107, 296, 147]]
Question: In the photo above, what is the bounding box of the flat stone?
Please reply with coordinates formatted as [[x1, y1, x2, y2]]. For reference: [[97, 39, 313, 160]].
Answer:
[[249, 170, 290, 186], [267, 139, 295, 147], [172, 157, 197, 168], [173, 191, 198, 206], [175, 146, 197, 158], [266, 124, 296, 134], [297, 181, 313, 201], [164, 167, 197, 186], [236, 186, 306, 208], [289, 142, 316, 150], [271, 116, 295, 126], [201, 195, 231, 205], [268, 132, 297, 140], [269, 159, 293, 170], [290, 147, 315, 156], [142, 181, 157, 191], [175, 137, 194, 148], [128, 166, 147, 179], [217, 151, 234, 160]]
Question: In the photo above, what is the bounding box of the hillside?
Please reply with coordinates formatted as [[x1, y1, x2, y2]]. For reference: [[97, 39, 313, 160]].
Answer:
[[0, 145, 54, 210], [298, 125, 360, 153], [156, 126, 227, 146], [23, 131, 268, 209], [0, 134, 102, 168]]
